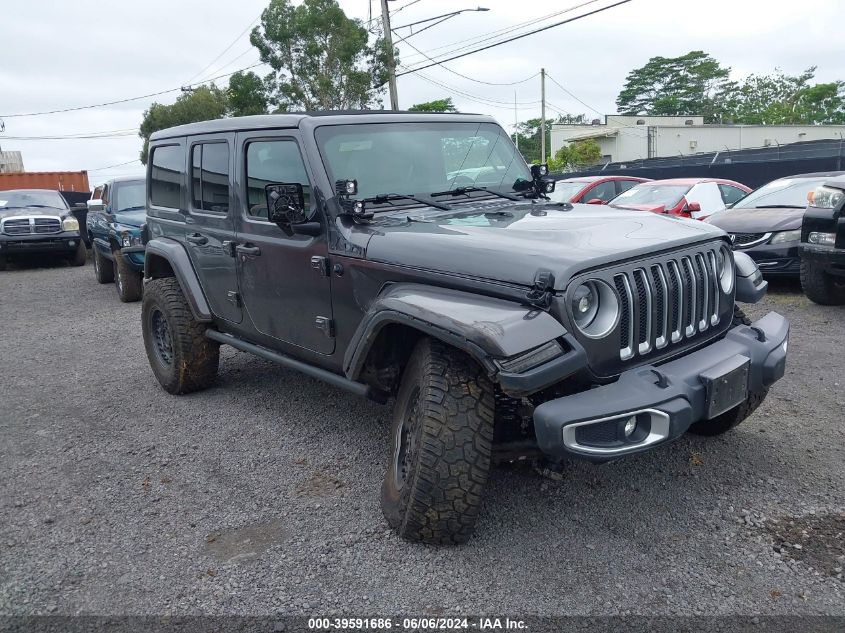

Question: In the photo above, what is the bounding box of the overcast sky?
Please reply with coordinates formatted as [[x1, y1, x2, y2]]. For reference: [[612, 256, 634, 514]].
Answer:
[[2, 0, 843, 184]]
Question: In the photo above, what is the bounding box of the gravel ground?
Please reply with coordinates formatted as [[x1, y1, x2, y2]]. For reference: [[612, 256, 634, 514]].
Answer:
[[0, 259, 843, 617]]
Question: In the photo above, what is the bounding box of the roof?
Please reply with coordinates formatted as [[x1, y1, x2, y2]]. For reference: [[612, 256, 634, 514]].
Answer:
[[556, 175, 647, 183], [150, 111, 492, 141], [102, 175, 144, 185], [0, 188, 63, 194], [768, 171, 845, 180], [646, 177, 749, 187]]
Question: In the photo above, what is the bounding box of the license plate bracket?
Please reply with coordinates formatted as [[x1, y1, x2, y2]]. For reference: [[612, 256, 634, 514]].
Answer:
[[700, 355, 750, 419]]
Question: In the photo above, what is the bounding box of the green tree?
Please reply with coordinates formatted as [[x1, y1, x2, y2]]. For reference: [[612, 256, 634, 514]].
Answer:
[[408, 97, 457, 112], [721, 67, 845, 124], [548, 139, 602, 172], [616, 51, 730, 122], [227, 70, 269, 117], [250, 0, 391, 111], [139, 86, 229, 164]]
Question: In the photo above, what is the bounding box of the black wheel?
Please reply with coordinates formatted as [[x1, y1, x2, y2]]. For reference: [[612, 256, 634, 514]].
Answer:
[[93, 248, 114, 283], [70, 240, 87, 267], [114, 251, 142, 302], [801, 259, 845, 305], [381, 338, 495, 545], [141, 277, 219, 394], [688, 388, 769, 436]]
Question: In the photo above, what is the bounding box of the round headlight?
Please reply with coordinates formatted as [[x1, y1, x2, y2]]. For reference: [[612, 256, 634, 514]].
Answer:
[[716, 245, 734, 293], [570, 280, 619, 339]]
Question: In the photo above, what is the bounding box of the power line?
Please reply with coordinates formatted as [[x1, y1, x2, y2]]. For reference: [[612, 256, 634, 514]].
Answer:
[[185, 14, 262, 85], [399, 0, 604, 65], [545, 73, 604, 116], [0, 62, 266, 119], [397, 0, 632, 76], [405, 67, 541, 108], [86, 159, 141, 172]]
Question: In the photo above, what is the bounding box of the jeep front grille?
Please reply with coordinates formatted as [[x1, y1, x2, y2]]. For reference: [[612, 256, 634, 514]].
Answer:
[[562, 241, 734, 377], [614, 248, 722, 361]]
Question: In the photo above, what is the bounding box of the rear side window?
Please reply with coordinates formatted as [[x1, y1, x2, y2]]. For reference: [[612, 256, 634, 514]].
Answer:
[[191, 142, 230, 213], [586, 180, 616, 202], [719, 183, 747, 206], [616, 180, 639, 195], [150, 145, 184, 209]]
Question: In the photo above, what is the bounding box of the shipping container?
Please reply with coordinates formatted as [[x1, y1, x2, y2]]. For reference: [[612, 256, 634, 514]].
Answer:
[[0, 171, 90, 192]]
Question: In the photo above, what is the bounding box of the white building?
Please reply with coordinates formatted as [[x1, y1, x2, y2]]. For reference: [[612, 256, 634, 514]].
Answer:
[[550, 115, 845, 165], [0, 150, 24, 173]]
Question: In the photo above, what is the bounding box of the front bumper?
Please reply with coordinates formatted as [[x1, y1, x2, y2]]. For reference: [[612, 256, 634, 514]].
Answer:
[[120, 245, 146, 272], [800, 243, 845, 277], [0, 231, 82, 255], [741, 243, 800, 276], [533, 312, 789, 462]]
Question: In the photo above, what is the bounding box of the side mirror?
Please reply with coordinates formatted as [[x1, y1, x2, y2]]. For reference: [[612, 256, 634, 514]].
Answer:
[[586, 198, 605, 205], [73, 202, 87, 209], [265, 183, 307, 227], [687, 202, 702, 213], [87, 199, 104, 212]]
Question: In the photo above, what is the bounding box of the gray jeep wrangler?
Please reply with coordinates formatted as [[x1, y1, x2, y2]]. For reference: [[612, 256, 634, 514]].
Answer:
[[141, 112, 789, 544]]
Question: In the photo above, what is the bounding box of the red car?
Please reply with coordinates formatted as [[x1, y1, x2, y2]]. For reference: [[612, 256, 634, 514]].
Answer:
[[609, 177, 751, 220], [548, 175, 651, 205]]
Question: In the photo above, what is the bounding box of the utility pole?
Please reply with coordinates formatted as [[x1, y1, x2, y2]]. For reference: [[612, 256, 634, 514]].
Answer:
[[514, 91, 519, 151], [540, 68, 546, 164], [381, 0, 399, 110]]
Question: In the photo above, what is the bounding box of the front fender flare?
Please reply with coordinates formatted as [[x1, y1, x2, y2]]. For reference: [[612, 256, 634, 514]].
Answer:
[[144, 238, 212, 322], [344, 283, 568, 381]]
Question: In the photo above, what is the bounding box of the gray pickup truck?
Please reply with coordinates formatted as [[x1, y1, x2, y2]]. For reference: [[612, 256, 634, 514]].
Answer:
[[140, 112, 789, 544]]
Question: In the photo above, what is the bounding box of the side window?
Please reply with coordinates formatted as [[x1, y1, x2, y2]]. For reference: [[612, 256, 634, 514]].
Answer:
[[616, 179, 638, 195], [587, 180, 617, 202], [150, 145, 184, 209], [92, 185, 103, 200], [191, 143, 230, 213], [101, 184, 110, 207], [719, 184, 747, 206], [245, 140, 311, 220]]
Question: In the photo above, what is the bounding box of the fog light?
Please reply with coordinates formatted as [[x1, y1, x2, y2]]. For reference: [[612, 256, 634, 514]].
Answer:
[[68, 240, 76, 247], [623, 416, 637, 437]]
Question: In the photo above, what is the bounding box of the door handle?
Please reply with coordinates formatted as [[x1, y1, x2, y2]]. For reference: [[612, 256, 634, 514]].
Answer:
[[186, 233, 208, 245], [236, 244, 261, 257]]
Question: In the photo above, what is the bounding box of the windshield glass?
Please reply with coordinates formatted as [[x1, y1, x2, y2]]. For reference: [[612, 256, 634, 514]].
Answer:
[[733, 177, 828, 209], [114, 181, 146, 212], [548, 181, 589, 202], [611, 183, 690, 208], [315, 122, 531, 203], [0, 190, 66, 209]]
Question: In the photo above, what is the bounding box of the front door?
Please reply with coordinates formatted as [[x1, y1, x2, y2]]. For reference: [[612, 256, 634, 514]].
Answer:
[[184, 134, 242, 324], [234, 132, 334, 355]]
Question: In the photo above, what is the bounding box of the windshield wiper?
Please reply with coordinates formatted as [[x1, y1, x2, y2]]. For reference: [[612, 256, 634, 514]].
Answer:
[[754, 204, 805, 209], [118, 205, 145, 212], [431, 186, 519, 201], [362, 193, 452, 212]]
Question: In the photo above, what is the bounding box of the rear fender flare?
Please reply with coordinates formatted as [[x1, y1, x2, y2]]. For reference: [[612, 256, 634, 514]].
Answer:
[[144, 238, 212, 322]]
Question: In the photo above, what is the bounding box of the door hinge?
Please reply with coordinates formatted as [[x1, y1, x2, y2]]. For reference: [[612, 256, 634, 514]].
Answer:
[[222, 240, 237, 257], [314, 316, 335, 338], [226, 291, 241, 307], [310, 255, 330, 277]]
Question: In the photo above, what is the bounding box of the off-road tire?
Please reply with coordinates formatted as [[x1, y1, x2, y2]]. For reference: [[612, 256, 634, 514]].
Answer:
[[687, 388, 769, 436], [93, 248, 114, 283], [114, 251, 142, 303], [141, 277, 219, 394], [800, 259, 845, 305], [70, 239, 87, 267], [381, 338, 495, 545]]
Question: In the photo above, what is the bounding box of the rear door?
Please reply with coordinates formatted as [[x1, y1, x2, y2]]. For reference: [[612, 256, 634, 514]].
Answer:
[[234, 131, 334, 354], [183, 134, 242, 324]]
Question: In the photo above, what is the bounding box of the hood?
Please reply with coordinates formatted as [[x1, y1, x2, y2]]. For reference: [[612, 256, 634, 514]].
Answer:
[[0, 205, 65, 219], [705, 207, 804, 232], [611, 203, 666, 213], [362, 200, 725, 290], [113, 209, 146, 228]]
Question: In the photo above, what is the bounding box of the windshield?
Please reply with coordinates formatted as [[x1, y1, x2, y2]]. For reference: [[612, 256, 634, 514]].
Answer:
[[548, 181, 589, 202], [733, 177, 828, 209], [315, 122, 531, 204], [0, 190, 67, 210], [611, 183, 690, 208], [114, 181, 145, 212]]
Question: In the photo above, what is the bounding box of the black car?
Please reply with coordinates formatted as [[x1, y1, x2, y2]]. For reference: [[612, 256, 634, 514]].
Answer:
[[705, 172, 845, 277], [801, 176, 845, 304], [0, 189, 87, 270], [139, 112, 788, 545]]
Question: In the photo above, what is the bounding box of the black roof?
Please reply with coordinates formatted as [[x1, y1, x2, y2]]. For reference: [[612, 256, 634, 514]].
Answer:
[[149, 111, 492, 141]]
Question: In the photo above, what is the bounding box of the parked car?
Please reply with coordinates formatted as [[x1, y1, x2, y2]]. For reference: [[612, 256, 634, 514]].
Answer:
[[0, 189, 86, 270], [800, 175, 845, 304], [548, 175, 650, 205], [610, 178, 751, 220], [140, 113, 787, 545], [86, 177, 146, 302], [705, 172, 845, 278]]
